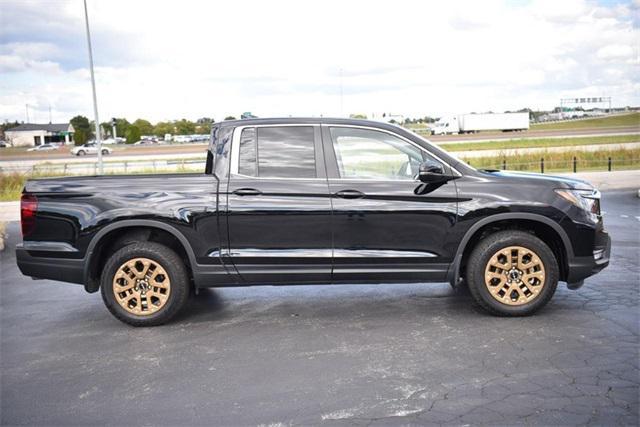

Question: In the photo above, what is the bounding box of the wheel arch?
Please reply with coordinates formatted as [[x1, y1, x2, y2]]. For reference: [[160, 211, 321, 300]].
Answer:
[[83, 220, 197, 293], [448, 213, 573, 286]]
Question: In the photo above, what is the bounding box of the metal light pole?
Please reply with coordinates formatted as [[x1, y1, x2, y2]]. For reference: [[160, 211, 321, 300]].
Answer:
[[83, 0, 103, 174]]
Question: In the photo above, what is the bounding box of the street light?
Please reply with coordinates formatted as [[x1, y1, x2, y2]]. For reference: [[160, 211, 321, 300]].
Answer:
[[83, 0, 103, 174]]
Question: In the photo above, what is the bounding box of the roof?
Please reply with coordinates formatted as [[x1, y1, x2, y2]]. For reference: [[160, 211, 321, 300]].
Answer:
[[216, 117, 404, 131], [6, 123, 71, 133]]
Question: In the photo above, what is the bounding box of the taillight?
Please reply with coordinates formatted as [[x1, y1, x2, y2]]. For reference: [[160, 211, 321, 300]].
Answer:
[[21, 193, 38, 237]]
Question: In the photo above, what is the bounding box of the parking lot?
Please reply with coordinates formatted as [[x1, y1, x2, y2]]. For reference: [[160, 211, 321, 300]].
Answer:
[[1, 189, 638, 425]]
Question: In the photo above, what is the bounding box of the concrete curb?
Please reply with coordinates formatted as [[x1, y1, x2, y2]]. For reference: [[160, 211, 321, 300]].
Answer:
[[0, 202, 20, 222], [558, 170, 640, 191]]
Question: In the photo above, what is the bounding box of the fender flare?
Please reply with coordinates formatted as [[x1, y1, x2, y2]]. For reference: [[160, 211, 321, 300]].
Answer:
[[446, 212, 574, 286], [83, 219, 198, 292]]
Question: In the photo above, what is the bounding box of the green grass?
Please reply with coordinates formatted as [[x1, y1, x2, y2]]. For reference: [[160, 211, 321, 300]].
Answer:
[[440, 134, 639, 152], [0, 173, 27, 201], [531, 112, 640, 130], [462, 147, 640, 172]]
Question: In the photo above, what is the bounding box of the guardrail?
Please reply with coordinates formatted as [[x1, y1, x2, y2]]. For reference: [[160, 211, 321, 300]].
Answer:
[[474, 156, 638, 173]]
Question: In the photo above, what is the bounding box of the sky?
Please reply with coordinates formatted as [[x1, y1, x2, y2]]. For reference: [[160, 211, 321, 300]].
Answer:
[[0, 0, 638, 124]]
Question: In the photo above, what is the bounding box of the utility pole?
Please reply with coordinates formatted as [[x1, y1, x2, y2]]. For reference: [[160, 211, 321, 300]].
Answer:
[[83, 0, 103, 174]]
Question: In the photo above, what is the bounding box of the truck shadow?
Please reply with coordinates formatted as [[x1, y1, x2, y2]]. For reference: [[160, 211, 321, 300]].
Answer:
[[174, 284, 480, 325], [174, 288, 228, 322]]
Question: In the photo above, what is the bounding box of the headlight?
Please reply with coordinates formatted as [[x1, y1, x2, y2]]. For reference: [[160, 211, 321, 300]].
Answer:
[[555, 189, 601, 215]]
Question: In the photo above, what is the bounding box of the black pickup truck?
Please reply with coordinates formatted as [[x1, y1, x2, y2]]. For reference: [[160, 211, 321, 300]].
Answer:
[[17, 118, 610, 326]]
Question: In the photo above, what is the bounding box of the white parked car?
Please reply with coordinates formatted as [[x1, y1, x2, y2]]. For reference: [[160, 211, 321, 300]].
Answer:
[[71, 143, 112, 156], [27, 143, 60, 152]]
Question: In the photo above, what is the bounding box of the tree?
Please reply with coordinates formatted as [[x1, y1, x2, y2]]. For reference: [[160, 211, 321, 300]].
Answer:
[[153, 121, 174, 137], [224, 116, 236, 121], [114, 118, 131, 140], [74, 128, 89, 146], [196, 121, 211, 135], [349, 113, 367, 119], [195, 117, 213, 134], [0, 120, 19, 141], [125, 125, 141, 144], [133, 119, 153, 136], [174, 119, 196, 135], [70, 115, 92, 145]]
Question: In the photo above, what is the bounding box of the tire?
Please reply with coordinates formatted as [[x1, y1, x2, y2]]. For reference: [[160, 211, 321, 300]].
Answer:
[[101, 149, 109, 155], [100, 242, 190, 326], [77, 150, 85, 156], [466, 230, 558, 316]]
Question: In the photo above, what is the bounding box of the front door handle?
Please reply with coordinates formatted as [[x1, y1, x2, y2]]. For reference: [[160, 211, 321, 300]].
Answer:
[[334, 189, 365, 199], [232, 188, 262, 196]]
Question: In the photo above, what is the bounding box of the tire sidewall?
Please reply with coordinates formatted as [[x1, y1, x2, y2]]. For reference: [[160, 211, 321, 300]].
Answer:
[[100, 242, 188, 326], [469, 232, 559, 316]]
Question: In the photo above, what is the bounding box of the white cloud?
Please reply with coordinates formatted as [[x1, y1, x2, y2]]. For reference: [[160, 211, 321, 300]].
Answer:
[[597, 44, 635, 59], [0, 0, 638, 123]]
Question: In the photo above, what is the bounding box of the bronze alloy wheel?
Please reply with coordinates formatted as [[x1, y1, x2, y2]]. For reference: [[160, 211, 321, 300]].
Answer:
[[484, 246, 546, 306], [112, 257, 171, 316]]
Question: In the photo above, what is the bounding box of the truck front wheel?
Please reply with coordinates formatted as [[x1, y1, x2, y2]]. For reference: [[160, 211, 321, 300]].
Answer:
[[466, 230, 558, 316], [100, 241, 190, 326]]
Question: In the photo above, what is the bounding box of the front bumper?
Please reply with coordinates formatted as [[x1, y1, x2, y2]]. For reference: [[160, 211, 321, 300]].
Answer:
[[566, 229, 611, 288]]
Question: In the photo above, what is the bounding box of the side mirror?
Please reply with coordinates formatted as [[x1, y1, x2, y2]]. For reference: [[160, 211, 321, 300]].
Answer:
[[418, 162, 447, 183]]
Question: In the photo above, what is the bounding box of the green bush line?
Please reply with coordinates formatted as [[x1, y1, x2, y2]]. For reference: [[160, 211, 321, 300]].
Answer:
[[440, 134, 639, 152]]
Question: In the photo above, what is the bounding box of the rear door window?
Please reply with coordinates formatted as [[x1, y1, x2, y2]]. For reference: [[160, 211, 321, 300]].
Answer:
[[238, 126, 316, 178]]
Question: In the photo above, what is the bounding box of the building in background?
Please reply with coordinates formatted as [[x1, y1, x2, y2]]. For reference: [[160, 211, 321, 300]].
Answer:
[[4, 123, 75, 147]]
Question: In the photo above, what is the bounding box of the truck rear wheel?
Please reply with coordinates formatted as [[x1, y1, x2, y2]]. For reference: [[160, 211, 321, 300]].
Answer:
[[466, 230, 558, 316], [100, 242, 189, 326]]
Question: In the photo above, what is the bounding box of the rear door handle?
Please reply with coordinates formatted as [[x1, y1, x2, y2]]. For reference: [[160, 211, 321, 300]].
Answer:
[[232, 188, 262, 196], [334, 189, 365, 199]]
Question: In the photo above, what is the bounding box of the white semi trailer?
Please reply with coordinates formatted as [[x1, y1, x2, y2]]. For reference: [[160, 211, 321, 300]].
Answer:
[[431, 112, 530, 135]]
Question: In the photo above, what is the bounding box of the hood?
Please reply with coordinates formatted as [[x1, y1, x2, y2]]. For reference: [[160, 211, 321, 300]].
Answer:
[[482, 170, 594, 190]]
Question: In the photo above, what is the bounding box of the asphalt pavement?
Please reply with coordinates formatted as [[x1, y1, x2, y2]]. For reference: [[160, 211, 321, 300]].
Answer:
[[1, 190, 638, 425]]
